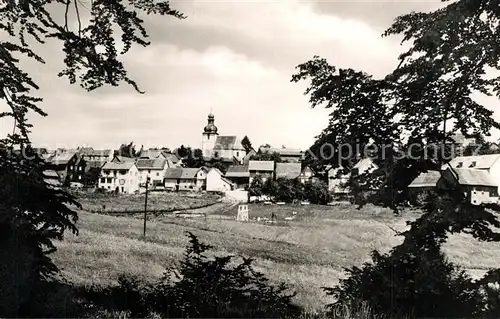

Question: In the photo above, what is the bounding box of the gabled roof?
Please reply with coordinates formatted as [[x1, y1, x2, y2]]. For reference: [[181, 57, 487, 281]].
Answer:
[[225, 165, 249, 178], [111, 155, 136, 163], [446, 168, 498, 187], [102, 161, 135, 171], [214, 136, 244, 150], [181, 168, 201, 179], [165, 168, 183, 179], [164, 152, 180, 164], [48, 152, 77, 165], [444, 154, 500, 170], [275, 162, 301, 179], [249, 160, 274, 171], [139, 149, 164, 159], [136, 158, 167, 170], [208, 167, 224, 176], [408, 171, 441, 188], [86, 160, 106, 169], [43, 169, 60, 179]]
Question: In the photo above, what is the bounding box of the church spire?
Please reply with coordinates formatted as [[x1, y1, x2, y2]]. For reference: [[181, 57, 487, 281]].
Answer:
[[204, 112, 218, 134]]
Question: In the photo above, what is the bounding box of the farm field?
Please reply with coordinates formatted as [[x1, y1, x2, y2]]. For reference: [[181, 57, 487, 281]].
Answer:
[[53, 198, 500, 312], [74, 191, 221, 213]]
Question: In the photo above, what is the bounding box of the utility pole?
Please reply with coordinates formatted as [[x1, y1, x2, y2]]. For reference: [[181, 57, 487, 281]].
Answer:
[[143, 177, 150, 238]]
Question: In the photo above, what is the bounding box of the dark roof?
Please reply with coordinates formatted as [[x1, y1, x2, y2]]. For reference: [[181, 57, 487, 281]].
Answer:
[[275, 163, 301, 179], [214, 136, 243, 150], [136, 158, 167, 170], [165, 168, 183, 179], [225, 165, 249, 177], [165, 168, 201, 180], [181, 168, 201, 179], [86, 160, 106, 169]]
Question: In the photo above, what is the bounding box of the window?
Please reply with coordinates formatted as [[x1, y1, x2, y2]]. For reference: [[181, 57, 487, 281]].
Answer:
[[156, 172, 160, 176], [456, 162, 463, 168], [148, 170, 151, 174], [101, 178, 105, 183], [121, 187, 124, 192], [469, 161, 476, 168], [107, 178, 112, 183]]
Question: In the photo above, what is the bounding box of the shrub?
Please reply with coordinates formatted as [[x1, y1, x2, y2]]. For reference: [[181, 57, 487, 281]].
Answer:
[[80, 232, 301, 318]]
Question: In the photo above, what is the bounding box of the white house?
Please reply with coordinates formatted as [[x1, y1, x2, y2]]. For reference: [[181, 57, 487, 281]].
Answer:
[[165, 167, 208, 191], [442, 154, 500, 196], [206, 168, 233, 192], [136, 158, 168, 187], [98, 160, 140, 194], [327, 158, 379, 194]]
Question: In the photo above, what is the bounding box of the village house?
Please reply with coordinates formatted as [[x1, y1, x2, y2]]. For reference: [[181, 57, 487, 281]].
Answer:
[[98, 159, 139, 194], [407, 170, 441, 203], [441, 167, 499, 205], [165, 167, 207, 191], [45, 151, 85, 185], [259, 146, 304, 163], [206, 168, 233, 192], [298, 165, 318, 184], [225, 165, 249, 189], [136, 158, 169, 188], [275, 162, 301, 180], [249, 160, 274, 184]]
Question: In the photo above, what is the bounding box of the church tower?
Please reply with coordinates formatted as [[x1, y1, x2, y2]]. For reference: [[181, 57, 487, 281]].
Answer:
[[202, 113, 218, 158]]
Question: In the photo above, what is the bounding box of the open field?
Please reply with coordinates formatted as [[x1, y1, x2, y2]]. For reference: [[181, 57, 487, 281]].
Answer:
[[53, 200, 500, 312], [74, 191, 221, 213]]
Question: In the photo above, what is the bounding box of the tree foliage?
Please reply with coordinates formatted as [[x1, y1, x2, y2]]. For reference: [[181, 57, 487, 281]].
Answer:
[[241, 135, 253, 154], [292, 0, 500, 317], [0, 0, 184, 316]]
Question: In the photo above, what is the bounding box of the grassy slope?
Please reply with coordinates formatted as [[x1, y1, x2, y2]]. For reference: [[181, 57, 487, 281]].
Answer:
[[53, 202, 500, 312]]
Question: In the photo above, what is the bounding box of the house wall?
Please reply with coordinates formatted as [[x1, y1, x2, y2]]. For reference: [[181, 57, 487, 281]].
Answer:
[[164, 178, 178, 190], [196, 169, 207, 190], [206, 170, 232, 192], [179, 179, 197, 191], [469, 185, 498, 205], [98, 165, 139, 194], [488, 160, 500, 193], [138, 167, 167, 186]]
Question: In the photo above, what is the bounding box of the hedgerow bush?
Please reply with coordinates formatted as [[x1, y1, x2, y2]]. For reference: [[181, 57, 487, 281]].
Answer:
[[80, 232, 301, 318]]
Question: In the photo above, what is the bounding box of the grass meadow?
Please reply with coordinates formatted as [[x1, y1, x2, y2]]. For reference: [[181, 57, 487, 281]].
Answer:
[[53, 194, 500, 313]]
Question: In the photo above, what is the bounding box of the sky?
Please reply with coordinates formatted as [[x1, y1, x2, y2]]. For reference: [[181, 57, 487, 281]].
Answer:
[[4, 0, 491, 152]]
